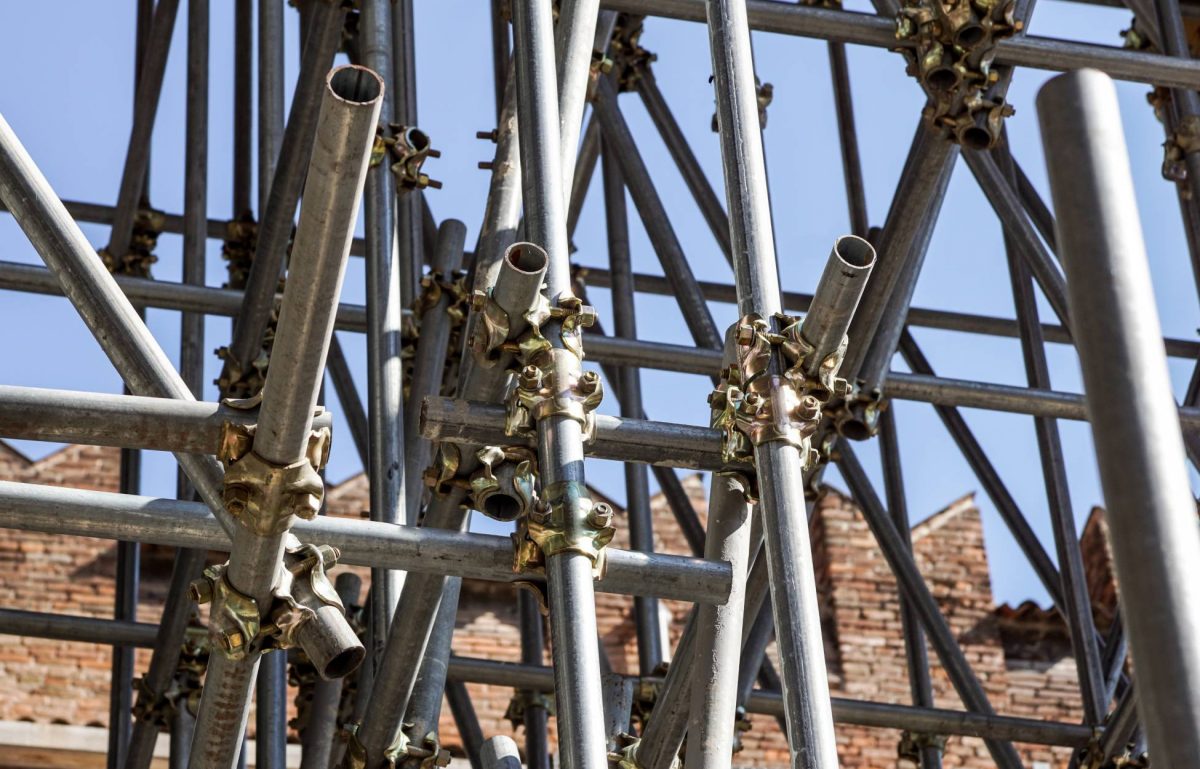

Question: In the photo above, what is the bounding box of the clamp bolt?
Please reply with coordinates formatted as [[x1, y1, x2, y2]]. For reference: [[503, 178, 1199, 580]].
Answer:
[[588, 502, 614, 529], [579, 371, 600, 394], [798, 395, 822, 420], [188, 578, 213, 604]]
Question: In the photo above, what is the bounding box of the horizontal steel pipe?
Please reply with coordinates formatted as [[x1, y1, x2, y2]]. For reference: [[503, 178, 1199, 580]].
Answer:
[[0, 608, 158, 648], [0, 610, 1095, 748], [0, 481, 730, 605], [0, 385, 332, 454], [442, 657, 1093, 747], [598, 0, 1200, 90], [0, 260, 374, 331], [575, 266, 1200, 359], [0, 199, 368, 255], [579, 335, 1200, 429], [420, 395, 725, 471]]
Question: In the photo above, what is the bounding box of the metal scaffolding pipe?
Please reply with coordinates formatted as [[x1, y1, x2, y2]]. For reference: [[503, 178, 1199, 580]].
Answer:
[[0, 483, 731, 603], [104, 0, 181, 261], [0, 260, 375, 331], [0, 385, 333, 455], [705, 0, 838, 765], [226, 0, 347, 373], [513, 2, 609, 766], [0, 112, 235, 536], [600, 0, 1200, 89], [442, 657, 1094, 746], [573, 264, 1200, 358], [1039, 68, 1200, 766], [188, 64, 381, 769]]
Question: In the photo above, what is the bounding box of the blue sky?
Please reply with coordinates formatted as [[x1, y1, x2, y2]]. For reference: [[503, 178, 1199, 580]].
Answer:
[[0, 1, 1195, 606]]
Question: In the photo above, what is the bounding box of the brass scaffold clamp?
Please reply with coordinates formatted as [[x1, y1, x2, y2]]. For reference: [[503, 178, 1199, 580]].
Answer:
[[895, 0, 1020, 148], [189, 399, 349, 663], [131, 621, 207, 729], [708, 313, 846, 473], [505, 295, 614, 578], [373, 123, 443, 190], [99, 207, 165, 278], [343, 726, 452, 769]]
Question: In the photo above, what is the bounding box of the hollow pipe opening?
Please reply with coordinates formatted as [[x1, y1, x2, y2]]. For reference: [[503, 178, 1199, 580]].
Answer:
[[482, 494, 523, 522], [955, 24, 986, 47], [327, 65, 384, 105], [925, 67, 959, 92], [404, 127, 431, 153], [958, 125, 993, 151], [833, 235, 876, 271], [505, 242, 549, 275]]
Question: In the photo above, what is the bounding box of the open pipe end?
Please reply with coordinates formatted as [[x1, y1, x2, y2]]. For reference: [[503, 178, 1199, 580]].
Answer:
[[504, 242, 549, 276], [833, 235, 876, 272], [327, 65, 385, 106]]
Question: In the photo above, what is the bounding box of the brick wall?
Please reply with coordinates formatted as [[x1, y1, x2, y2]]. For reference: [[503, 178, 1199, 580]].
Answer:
[[0, 444, 1117, 768]]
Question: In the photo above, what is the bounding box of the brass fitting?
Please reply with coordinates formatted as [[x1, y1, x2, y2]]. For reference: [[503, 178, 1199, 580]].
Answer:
[[377, 123, 443, 190], [709, 313, 840, 471], [99, 208, 165, 278], [218, 406, 331, 536], [895, 0, 1020, 148], [513, 480, 616, 577], [469, 445, 537, 522], [190, 563, 261, 660]]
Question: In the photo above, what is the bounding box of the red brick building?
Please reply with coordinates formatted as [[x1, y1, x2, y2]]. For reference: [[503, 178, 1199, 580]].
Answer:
[[0, 441, 1117, 768]]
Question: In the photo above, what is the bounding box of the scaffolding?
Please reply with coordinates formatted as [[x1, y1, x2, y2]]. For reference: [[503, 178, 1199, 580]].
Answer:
[[0, 1, 1198, 769]]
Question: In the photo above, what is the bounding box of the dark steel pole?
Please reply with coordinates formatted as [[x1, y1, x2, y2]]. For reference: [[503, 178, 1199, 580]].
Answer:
[[601, 136, 663, 674], [105, 0, 182, 260], [878, 409, 941, 769]]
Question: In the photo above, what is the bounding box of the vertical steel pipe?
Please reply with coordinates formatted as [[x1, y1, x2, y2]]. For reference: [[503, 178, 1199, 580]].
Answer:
[[392, 0, 422, 305], [170, 705, 196, 769], [233, 0, 253, 218], [189, 65, 381, 769], [404, 219, 468, 513], [683, 473, 753, 769], [258, 0, 284, 213], [256, 3, 290, 747], [827, 42, 868, 238], [878, 409, 941, 769], [301, 573, 362, 769], [518, 589, 552, 769], [513, 3, 608, 768], [554, 0, 601, 192], [1039, 68, 1200, 765], [446, 679, 485, 769], [123, 6, 211, 763], [491, 0, 511, 120], [360, 0, 406, 693], [602, 137, 662, 674], [401, 576, 463, 749], [703, 1, 838, 765]]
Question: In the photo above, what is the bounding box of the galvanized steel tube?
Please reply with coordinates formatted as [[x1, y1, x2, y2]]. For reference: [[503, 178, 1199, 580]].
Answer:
[[1039, 68, 1200, 766]]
